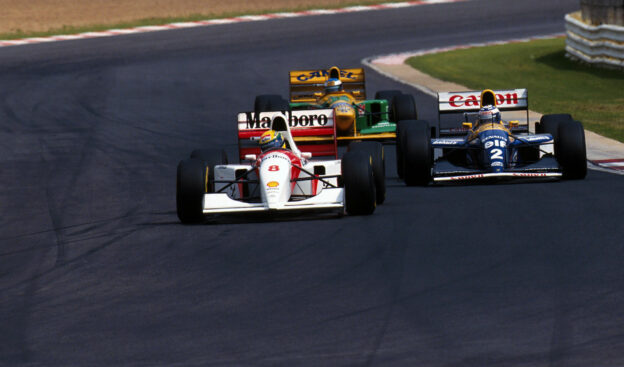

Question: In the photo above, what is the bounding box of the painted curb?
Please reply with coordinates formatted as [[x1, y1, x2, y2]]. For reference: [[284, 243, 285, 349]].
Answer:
[[0, 0, 464, 48]]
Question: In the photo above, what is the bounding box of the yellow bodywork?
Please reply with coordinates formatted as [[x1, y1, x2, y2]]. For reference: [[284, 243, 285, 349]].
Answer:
[[468, 122, 514, 142], [317, 92, 357, 132], [289, 66, 366, 103]]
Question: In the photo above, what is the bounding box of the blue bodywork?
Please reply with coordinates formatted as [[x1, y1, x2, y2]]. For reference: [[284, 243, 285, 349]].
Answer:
[[431, 123, 560, 180]]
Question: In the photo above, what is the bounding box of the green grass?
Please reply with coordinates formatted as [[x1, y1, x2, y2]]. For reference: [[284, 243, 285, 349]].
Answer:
[[407, 38, 624, 143], [0, 0, 408, 41]]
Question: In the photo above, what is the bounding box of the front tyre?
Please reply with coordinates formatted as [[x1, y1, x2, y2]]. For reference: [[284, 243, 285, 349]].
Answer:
[[190, 149, 228, 191], [556, 120, 587, 179], [342, 151, 376, 215], [348, 141, 386, 205], [403, 122, 432, 186], [176, 158, 206, 223]]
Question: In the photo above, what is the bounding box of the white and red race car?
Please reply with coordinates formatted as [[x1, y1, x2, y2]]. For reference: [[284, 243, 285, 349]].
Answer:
[[176, 111, 377, 223]]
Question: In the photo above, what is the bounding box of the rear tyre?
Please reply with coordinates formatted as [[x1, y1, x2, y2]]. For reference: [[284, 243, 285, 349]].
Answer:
[[176, 158, 206, 224], [190, 149, 228, 192], [375, 90, 403, 121], [556, 120, 587, 179], [342, 151, 376, 215], [348, 141, 386, 204], [403, 122, 432, 186], [392, 94, 418, 122]]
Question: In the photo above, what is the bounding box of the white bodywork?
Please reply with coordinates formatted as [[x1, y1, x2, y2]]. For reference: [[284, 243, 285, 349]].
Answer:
[[203, 114, 344, 214]]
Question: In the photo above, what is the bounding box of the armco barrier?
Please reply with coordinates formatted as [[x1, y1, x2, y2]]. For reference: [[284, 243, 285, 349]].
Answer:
[[565, 13, 624, 68]]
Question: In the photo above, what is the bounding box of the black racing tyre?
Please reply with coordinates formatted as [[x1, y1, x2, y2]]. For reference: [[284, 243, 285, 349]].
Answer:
[[254, 94, 290, 114], [375, 90, 403, 121], [556, 120, 587, 179], [392, 94, 418, 122], [395, 120, 413, 178], [342, 151, 376, 215], [536, 114, 572, 138], [348, 141, 386, 205], [403, 122, 433, 186], [190, 149, 228, 192], [176, 158, 206, 224]]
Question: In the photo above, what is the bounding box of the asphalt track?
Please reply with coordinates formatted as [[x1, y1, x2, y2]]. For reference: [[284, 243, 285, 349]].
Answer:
[[2, 0, 624, 365]]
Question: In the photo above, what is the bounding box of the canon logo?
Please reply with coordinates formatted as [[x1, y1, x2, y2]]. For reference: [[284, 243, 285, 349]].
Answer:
[[449, 93, 519, 108]]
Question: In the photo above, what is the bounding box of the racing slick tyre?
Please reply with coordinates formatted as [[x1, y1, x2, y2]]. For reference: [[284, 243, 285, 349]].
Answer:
[[348, 141, 386, 205], [536, 114, 572, 139], [254, 94, 289, 114], [396, 120, 428, 178], [556, 120, 587, 179], [375, 90, 403, 121], [190, 149, 228, 192], [342, 151, 376, 215], [392, 94, 418, 122], [176, 158, 206, 224], [403, 122, 432, 186]]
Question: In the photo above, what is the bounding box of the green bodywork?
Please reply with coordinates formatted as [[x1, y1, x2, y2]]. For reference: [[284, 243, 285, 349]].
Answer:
[[290, 99, 396, 137]]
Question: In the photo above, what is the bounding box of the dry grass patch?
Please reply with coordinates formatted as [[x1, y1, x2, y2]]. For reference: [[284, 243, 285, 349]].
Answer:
[[1, 0, 400, 35]]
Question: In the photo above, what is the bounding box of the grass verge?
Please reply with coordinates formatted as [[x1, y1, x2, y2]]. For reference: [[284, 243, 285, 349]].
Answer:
[[0, 0, 408, 41], [406, 37, 624, 143]]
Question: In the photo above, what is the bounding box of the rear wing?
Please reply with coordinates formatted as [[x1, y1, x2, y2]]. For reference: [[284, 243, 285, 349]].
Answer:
[[237, 109, 338, 160], [289, 66, 366, 103], [437, 88, 529, 136]]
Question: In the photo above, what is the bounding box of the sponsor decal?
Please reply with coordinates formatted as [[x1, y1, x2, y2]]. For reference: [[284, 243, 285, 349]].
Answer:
[[433, 139, 463, 145], [242, 111, 331, 130], [267, 181, 279, 188], [268, 165, 280, 172], [333, 102, 352, 114], [295, 69, 357, 82], [450, 174, 485, 180], [491, 161, 504, 167], [512, 173, 548, 177], [481, 134, 507, 142], [261, 153, 290, 163], [484, 139, 507, 149], [448, 93, 520, 108]]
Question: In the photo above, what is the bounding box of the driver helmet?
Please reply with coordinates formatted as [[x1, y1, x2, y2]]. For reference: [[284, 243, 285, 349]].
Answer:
[[478, 105, 501, 124], [259, 130, 285, 152], [324, 78, 343, 93]]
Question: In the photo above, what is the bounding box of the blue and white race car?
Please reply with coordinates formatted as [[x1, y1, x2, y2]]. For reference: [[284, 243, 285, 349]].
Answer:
[[396, 89, 587, 185]]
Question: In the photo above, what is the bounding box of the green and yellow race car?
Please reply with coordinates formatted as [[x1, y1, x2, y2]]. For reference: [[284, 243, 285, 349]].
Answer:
[[252, 66, 419, 143]]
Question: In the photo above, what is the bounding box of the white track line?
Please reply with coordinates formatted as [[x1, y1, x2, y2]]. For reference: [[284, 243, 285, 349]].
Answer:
[[0, 0, 465, 48]]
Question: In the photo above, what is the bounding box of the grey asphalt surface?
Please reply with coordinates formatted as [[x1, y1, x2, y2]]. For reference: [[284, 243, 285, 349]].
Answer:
[[2, 0, 624, 365]]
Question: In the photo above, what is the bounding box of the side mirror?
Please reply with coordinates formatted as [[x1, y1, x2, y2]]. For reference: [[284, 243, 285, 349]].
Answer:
[[462, 122, 473, 129], [508, 120, 519, 128], [244, 154, 257, 161], [301, 152, 312, 159]]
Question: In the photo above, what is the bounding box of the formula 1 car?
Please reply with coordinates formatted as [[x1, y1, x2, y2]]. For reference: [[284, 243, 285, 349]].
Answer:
[[397, 89, 587, 185], [176, 112, 378, 223], [252, 66, 418, 143]]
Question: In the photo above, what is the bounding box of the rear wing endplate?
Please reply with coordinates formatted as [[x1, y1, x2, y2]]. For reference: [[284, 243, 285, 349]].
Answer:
[[237, 109, 338, 160], [289, 67, 366, 103]]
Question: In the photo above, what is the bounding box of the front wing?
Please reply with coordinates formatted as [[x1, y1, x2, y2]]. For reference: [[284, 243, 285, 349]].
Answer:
[[432, 155, 562, 182], [202, 188, 344, 214]]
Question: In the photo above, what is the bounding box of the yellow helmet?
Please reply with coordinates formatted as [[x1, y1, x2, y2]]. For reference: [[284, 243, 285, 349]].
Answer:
[[259, 130, 285, 152]]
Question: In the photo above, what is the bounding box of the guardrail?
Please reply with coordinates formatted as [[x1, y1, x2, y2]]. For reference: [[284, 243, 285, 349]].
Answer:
[[565, 13, 624, 68]]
